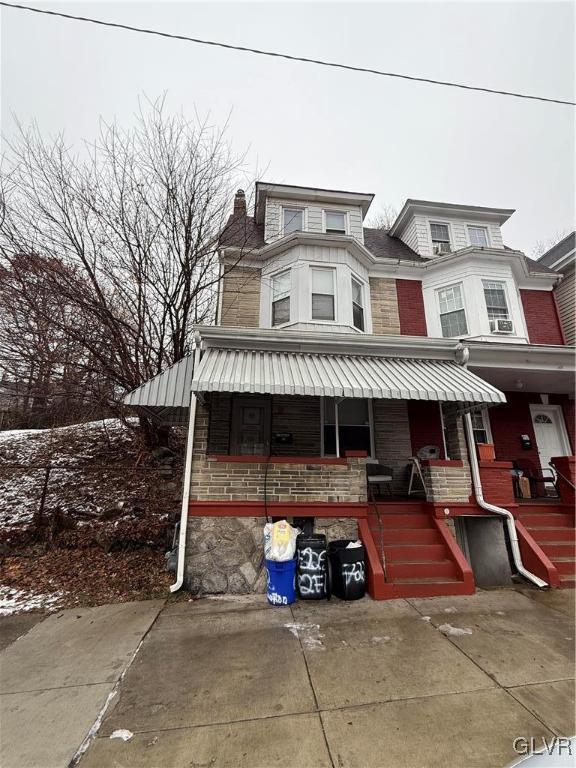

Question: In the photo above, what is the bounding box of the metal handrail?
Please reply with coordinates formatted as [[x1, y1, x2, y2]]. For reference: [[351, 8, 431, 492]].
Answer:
[[549, 461, 576, 491]]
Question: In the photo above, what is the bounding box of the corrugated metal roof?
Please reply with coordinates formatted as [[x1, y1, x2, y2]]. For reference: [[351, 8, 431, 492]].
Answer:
[[191, 349, 505, 403], [124, 356, 195, 408]]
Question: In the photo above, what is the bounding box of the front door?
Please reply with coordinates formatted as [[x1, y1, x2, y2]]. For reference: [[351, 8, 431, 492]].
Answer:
[[230, 396, 271, 455], [529, 405, 570, 472]]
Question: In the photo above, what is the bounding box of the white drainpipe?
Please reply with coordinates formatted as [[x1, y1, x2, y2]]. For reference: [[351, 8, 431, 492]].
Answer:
[[170, 340, 201, 594], [463, 412, 547, 588]]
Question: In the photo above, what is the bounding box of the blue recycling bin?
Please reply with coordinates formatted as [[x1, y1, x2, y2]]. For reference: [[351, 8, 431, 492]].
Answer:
[[266, 558, 297, 606]]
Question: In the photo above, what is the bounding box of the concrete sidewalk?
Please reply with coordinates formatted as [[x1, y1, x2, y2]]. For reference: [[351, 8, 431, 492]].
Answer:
[[78, 588, 575, 768], [0, 600, 164, 768]]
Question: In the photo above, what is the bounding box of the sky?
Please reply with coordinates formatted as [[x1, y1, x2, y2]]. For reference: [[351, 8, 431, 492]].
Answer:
[[1, 0, 574, 257]]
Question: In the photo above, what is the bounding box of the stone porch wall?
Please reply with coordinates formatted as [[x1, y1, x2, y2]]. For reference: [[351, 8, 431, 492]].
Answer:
[[421, 460, 472, 503]]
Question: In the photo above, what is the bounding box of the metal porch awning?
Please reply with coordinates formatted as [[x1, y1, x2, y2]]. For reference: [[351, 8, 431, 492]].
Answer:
[[190, 348, 505, 403]]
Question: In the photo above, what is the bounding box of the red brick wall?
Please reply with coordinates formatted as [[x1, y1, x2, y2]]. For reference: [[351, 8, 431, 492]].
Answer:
[[491, 392, 574, 472], [478, 461, 515, 506], [520, 290, 564, 345], [396, 279, 427, 336], [407, 401, 445, 459]]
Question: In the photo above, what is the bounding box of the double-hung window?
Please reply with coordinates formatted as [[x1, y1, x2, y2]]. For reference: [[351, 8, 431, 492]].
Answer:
[[468, 226, 489, 247], [471, 407, 492, 444], [311, 268, 335, 321], [271, 270, 291, 326], [430, 222, 451, 254], [437, 284, 468, 337], [483, 281, 509, 321], [283, 207, 303, 235], [325, 211, 347, 234], [351, 277, 365, 331]]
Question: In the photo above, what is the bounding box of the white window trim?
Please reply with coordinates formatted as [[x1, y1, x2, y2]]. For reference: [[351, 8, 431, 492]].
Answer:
[[429, 220, 452, 254], [471, 406, 493, 444], [310, 266, 337, 323], [483, 279, 511, 327], [270, 267, 292, 328], [467, 224, 491, 248], [351, 274, 365, 331], [436, 281, 469, 338], [281, 205, 307, 237], [323, 209, 349, 236]]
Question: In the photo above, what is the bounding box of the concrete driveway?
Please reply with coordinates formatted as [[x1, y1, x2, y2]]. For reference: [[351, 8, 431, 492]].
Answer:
[[73, 587, 575, 768], [0, 600, 164, 768]]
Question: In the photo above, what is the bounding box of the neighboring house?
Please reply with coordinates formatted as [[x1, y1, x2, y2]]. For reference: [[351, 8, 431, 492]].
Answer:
[[125, 184, 575, 599], [537, 232, 575, 345]]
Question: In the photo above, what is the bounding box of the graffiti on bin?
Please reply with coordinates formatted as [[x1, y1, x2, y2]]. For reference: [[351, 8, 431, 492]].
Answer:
[[342, 561, 365, 587], [268, 591, 289, 605], [297, 547, 326, 597]]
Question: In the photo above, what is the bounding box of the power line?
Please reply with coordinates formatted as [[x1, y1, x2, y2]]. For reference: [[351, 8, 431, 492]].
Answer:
[[1, 1, 574, 107]]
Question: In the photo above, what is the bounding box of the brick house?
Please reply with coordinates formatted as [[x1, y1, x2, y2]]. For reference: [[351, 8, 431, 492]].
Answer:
[[125, 184, 575, 598]]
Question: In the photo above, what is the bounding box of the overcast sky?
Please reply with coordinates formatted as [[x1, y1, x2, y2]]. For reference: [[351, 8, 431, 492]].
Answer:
[[2, 0, 574, 256]]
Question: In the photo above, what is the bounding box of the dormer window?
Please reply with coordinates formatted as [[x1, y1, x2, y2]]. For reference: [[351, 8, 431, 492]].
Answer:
[[351, 277, 365, 331], [311, 268, 335, 321], [283, 207, 304, 236], [325, 211, 347, 235], [430, 222, 452, 254], [271, 270, 291, 326], [468, 226, 489, 247]]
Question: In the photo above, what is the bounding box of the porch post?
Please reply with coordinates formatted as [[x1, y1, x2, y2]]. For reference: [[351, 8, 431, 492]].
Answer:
[[335, 398, 340, 458]]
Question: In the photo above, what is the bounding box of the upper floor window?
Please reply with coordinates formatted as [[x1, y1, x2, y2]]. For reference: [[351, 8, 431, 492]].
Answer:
[[283, 207, 304, 236], [483, 281, 510, 321], [351, 277, 365, 331], [311, 268, 335, 321], [430, 222, 451, 254], [468, 226, 489, 247], [325, 211, 347, 235], [271, 270, 290, 326], [438, 283, 468, 337]]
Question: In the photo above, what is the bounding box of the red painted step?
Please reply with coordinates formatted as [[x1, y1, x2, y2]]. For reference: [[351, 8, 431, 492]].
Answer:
[[380, 513, 432, 529], [379, 528, 442, 545], [387, 560, 458, 580], [527, 527, 575, 542], [384, 544, 447, 561], [520, 513, 574, 528], [540, 542, 576, 558], [554, 559, 576, 575]]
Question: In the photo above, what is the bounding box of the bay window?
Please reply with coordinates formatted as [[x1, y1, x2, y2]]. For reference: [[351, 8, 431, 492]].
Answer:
[[271, 270, 291, 326], [437, 283, 468, 337], [351, 276, 365, 331], [311, 268, 335, 321]]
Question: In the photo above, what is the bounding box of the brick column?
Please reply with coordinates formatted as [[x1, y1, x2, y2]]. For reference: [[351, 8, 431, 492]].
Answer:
[[478, 461, 515, 507], [420, 459, 471, 503], [551, 455, 575, 508]]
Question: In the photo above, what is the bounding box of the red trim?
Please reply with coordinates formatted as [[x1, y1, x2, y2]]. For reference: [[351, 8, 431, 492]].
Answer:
[[429, 501, 520, 518], [206, 454, 347, 465], [515, 520, 561, 588], [345, 450, 368, 458], [358, 518, 387, 599], [433, 518, 475, 590], [189, 500, 368, 518], [420, 459, 464, 467]]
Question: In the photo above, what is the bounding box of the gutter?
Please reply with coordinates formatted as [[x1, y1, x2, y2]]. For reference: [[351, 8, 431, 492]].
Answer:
[[170, 336, 202, 593], [463, 412, 547, 588]]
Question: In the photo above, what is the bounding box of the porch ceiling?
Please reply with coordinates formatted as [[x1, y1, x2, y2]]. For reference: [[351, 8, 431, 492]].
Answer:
[[470, 365, 575, 395], [190, 348, 506, 403]]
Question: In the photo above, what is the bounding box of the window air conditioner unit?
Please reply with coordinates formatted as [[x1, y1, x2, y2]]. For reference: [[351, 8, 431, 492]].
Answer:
[[433, 244, 451, 255], [490, 318, 514, 334]]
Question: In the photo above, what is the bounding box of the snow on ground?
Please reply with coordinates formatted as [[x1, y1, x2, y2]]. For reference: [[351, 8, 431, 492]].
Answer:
[[0, 586, 64, 616]]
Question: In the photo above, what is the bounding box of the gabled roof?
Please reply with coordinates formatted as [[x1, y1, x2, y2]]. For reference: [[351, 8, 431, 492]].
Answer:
[[218, 214, 265, 250], [536, 231, 575, 270], [362, 227, 426, 262]]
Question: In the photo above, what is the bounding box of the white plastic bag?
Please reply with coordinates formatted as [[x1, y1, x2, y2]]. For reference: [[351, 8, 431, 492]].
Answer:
[[263, 520, 300, 562]]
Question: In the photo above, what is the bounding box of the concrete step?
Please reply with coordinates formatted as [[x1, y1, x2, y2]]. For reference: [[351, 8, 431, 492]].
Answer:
[[384, 544, 447, 561], [387, 560, 458, 580]]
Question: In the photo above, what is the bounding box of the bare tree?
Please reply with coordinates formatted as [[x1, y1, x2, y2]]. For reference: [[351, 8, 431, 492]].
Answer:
[[366, 204, 398, 231], [0, 98, 254, 440], [531, 230, 572, 259]]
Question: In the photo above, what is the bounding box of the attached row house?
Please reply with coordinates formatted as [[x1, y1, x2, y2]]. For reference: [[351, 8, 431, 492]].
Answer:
[[126, 183, 575, 599]]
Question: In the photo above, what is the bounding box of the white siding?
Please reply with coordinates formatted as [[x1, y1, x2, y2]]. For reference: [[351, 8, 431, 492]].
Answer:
[[399, 215, 505, 258], [264, 197, 364, 243], [555, 264, 575, 344]]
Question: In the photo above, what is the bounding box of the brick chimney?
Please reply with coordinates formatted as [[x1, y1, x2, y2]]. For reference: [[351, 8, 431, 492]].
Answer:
[[233, 188, 246, 216]]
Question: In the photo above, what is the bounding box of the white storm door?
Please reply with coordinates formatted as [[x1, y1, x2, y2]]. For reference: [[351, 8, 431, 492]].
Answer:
[[529, 405, 571, 472]]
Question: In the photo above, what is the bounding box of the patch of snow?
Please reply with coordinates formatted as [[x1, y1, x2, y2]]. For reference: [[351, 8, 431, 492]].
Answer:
[[284, 622, 325, 650], [496, 610, 506, 615], [420, 615, 431, 622], [110, 730, 134, 742], [372, 636, 391, 643], [0, 586, 64, 615], [438, 623, 473, 637], [443, 607, 458, 613]]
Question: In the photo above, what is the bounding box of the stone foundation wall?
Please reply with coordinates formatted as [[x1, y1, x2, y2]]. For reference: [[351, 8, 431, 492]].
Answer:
[[185, 515, 358, 595]]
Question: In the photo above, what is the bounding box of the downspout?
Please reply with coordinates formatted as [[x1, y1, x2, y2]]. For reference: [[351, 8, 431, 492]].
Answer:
[[170, 337, 202, 593], [463, 411, 547, 588]]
